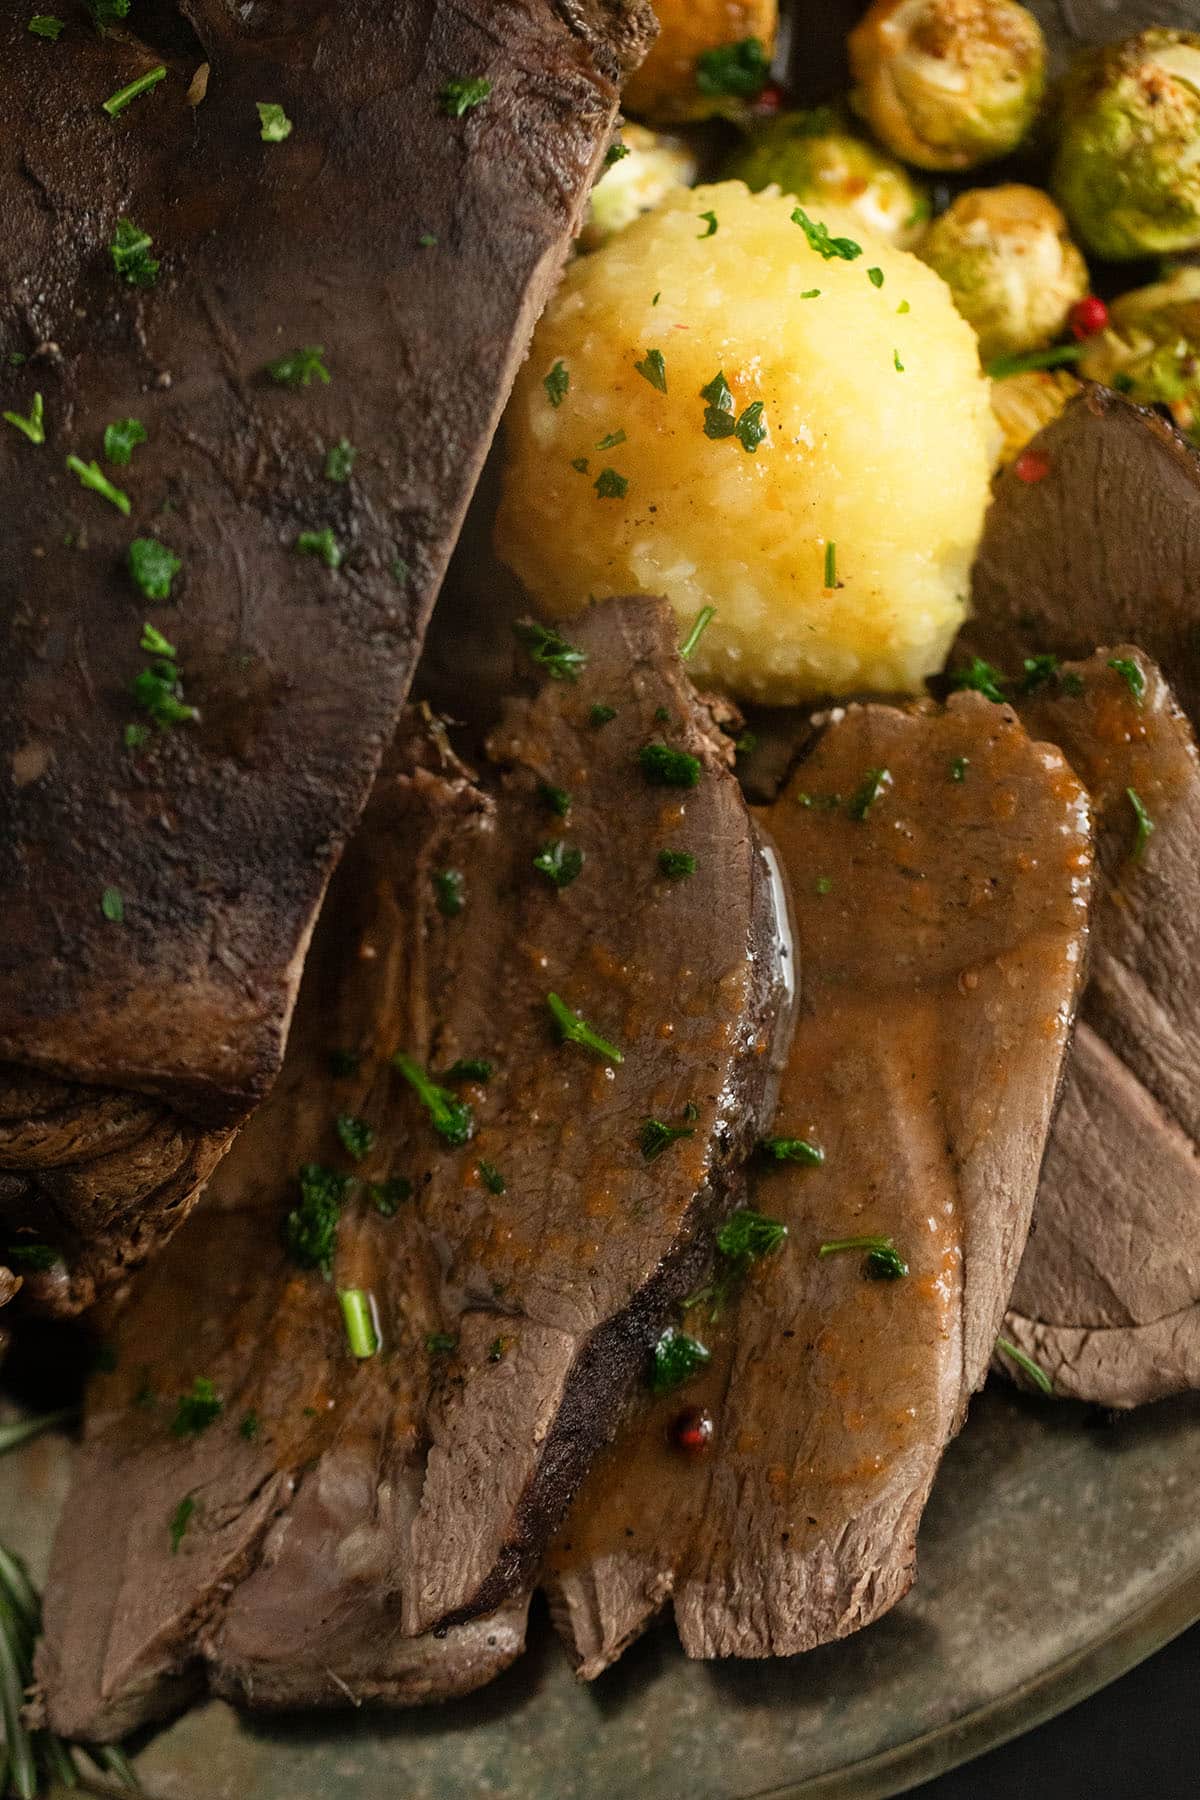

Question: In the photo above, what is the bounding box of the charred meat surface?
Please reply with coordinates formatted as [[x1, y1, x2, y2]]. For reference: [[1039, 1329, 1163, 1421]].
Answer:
[[0, 0, 654, 1314], [1002, 650, 1200, 1404], [548, 693, 1092, 1670], [967, 388, 1200, 724], [38, 596, 790, 1736]]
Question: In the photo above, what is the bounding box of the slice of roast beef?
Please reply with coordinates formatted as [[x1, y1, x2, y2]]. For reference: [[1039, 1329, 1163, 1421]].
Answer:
[[998, 649, 1200, 1404], [966, 387, 1200, 724], [38, 595, 792, 1736], [548, 692, 1093, 1671], [0, 0, 654, 1316]]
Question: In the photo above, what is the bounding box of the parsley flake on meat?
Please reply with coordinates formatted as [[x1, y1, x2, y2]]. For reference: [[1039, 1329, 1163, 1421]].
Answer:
[[100, 887, 124, 923], [1019, 654, 1060, 694], [324, 438, 356, 482], [1108, 656, 1145, 703], [589, 702, 617, 726], [103, 65, 167, 118], [546, 992, 623, 1064], [392, 1053, 475, 1145], [760, 1135, 824, 1166], [604, 141, 629, 168], [110, 218, 160, 286], [718, 1209, 788, 1263], [650, 1325, 710, 1394], [128, 537, 181, 601], [171, 1376, 223, 1437], [266, 346, 330, 388], [441, 76, 492, 118], [131, 625, 198, 729], [995, 1336, 1053, 1394], [283, 1164, 350, 1276], [369, 1177, 412, 1216], [639, 1118, 696, 1160], [1127, 787, 1154, 861], [335, 1113, 374, 1162], [433, 869, 466, 917], [818, 1235, 909, 1280], [514, 617, 586, 682], [947, 656, 1007, 704], [477, 1160, 506, 1195], [3, 392, 44, 445], [338, 1288, 379, 1359], [169, 1494, 195, 1554], [848, 767, 892, 821], [257, 101, 293, 141], [66, 455, 130, 514], [104, 417, 146, 465], [295, 527, 342, 569], [443, 1058, 494, 1084], [533, 839, 584, 888], [638, 741, 701, 788], [658, 849, 696, 879], [28, 15, 66, 37], [538, 782, 572, 817]]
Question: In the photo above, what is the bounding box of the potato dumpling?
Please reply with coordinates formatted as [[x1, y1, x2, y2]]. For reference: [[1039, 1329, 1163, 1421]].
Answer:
[[623, 0, 778, 124], [495, 181, 996, 705]]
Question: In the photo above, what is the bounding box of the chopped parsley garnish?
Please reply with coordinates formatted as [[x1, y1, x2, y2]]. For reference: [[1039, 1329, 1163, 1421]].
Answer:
[[735, 400, 766, 453], [418, 232, 438, 248], [433, 868, 465, 917], [6, 1243, 60, 1270], [443, 1058, 494, 1084], [867, 266, 884, 288], [239, 1412, 260, 1441], [66, 454, 129, 514], [819, 1235, 908, 1280], [639, 1118, 695, 1160], [984, 343, 1084, 381], [1127, 787, 1154, 861], [697, 210, 718, 238], [124, 723, 149, 751], [110, 217, 159, 287], [701, 369, 735, 438], [3, 392, 44, 444], [335, 1113, 374, 1162], [101, 886, 124, 923], [88, 0, 129, 20], [488, 1336, 508, 1361], [848, 767, 892, 821], [604, 141, 630, 168], [543, 360, 569, 407], [514, 618, 586, 682], [651, 1325, 710, 1394], [1108, 656, 1145, 702], [171, 1376, 223, 1437], [893, 349, 905, 373], [169, 1494, 195, 1554], [792, 207, 861, 262], [28, 15, 66, 37], [948, 656, 1007, 704], [679, 605, 715, 660], [658, 848, 696, 879], [103, 65, 167, 118], [104, 416, 146, 465], [571, 456, 589, 473], [441, 76, 492, 118], [369, 1177, 412, 1216], [596, 430, 627, 451], [1058, 672, 1085, 696], [546, 991, 623, 1064], [823, 541, 837, 588], [594, 466, 628, 499], [589, 702, 617, 726], [635, 348, 667, 393], [257, 101, 293, 141], [425, 1332, 458, 1355], [718, 1208, 788, 1265], [338, 1288, 379, 1359], [128, 536, 181, 600], [801, 288, 821, 299], [329, 1049, 361, 1077], [266, 346, 330, 388], [478, 1160, 506, 1195], [132, 626, 198, 729], [392, 1053, 475, 1144], [638, 741, 701, 788], [694, 35, 769, 99], [1019, 653, 1060, 694], [283, 1164, 351, 1276], [295, 527, 342, 569], [538, 782, 571, 817], [815, 875, 833, 894], [324, 438, 356, 482], [951, 755, 969, 782], [533, 839, 583, 888], [760, 1136, 824, 1166], [897, 299, 911, 314], [995, 1335, 1053, 1395]]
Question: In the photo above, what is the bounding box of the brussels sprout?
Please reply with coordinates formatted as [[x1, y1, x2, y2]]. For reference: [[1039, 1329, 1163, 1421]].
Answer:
[[1053, 31, 1200, 262], [917, 185, 1089, 361], [1077, 266, 1200, 441], [623, 0, 778, 125], [581, 125, 699, 251], [849, 0, 1046, 171], [725, 108, 930, 246], [989, 368, 1081, 464]]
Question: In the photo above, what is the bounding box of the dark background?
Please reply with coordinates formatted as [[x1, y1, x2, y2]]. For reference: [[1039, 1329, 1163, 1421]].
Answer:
[[912, 1623, 1200, 1797]]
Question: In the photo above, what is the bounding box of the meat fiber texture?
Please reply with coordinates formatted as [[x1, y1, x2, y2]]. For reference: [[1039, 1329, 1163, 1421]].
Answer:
[[1001, 650, 1200, 1405], [547, 692, 1093, 1670], [37, 596, 791, 1738], [0, 0, 653, 1315]]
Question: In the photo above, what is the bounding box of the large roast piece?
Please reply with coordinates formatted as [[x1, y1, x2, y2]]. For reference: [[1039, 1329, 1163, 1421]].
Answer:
[[38, 597, 792, 1737], [1001, 651, 1200, 1405], [0, 0, 653, 1315], [548, 694, 1093, 1672]]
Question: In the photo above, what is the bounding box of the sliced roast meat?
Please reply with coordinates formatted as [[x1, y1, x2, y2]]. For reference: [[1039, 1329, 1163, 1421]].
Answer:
[[0, 0, 654, 1314], [998, 649, 1200, 1405], [967, 387, 1200, 724], [38, 595, 791, 1736], [548, 693, 1093, 1670]]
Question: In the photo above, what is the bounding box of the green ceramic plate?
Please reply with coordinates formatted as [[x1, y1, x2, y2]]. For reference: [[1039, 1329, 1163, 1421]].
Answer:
[[5, 1384, 1200, 1799]]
